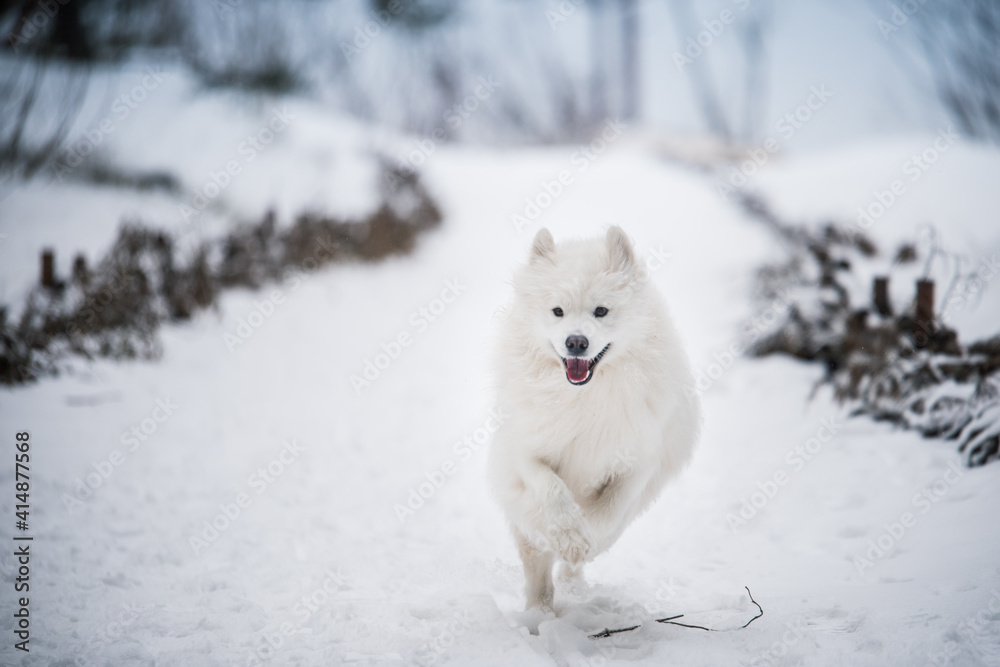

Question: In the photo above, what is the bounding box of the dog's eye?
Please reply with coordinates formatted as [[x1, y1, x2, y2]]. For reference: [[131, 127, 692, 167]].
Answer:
[[552, 307, 564, 317], [594, 306, 609, 318]]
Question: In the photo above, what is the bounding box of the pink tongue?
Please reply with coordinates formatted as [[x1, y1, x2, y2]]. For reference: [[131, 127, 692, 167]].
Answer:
[[565, 357, 590, 383]]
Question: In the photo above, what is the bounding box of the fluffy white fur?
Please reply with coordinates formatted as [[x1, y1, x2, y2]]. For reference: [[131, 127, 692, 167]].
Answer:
[[488, 226, 702, 610]]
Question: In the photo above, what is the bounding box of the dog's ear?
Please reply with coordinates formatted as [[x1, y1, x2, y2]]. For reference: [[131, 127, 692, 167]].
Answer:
[[530, 228, 556, 263], [606, 226, 635, 273]]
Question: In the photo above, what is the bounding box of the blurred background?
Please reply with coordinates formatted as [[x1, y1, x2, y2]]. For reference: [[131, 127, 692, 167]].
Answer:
[[1, 1, 1000, 665], [1, 0, 998, 169]]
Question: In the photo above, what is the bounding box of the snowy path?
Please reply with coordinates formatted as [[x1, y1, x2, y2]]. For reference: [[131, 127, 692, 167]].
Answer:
[[2, 142, 1000, 666]]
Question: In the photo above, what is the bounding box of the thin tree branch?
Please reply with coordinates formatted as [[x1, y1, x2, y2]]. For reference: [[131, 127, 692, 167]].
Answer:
[[657, 613, 715, 631], [588, 624, 640, 639], [740, 586, 764, 629], [589, 586, 764, 639]]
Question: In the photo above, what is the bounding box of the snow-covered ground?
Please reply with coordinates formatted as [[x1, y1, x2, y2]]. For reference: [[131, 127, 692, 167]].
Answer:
[[2, 80, 1000, 666]]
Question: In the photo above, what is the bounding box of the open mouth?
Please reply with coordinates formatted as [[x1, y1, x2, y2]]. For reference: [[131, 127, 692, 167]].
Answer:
[[562, 344, 611, 386]]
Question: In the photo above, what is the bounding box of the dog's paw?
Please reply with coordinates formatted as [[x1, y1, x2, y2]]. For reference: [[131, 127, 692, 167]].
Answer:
[[557, 561, 584, 583], [551, 522, 593, 565]]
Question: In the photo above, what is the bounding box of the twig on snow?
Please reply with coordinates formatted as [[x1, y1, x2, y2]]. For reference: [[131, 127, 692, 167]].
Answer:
[[588, 624, 640, 639], [656, 586, 763, 631], [588, 586, 764, 639], [739, 586, 764, 629]]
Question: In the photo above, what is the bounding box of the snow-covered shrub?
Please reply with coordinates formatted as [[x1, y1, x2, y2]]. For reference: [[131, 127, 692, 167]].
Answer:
[[0, 164, 441, 385], [742, 194, 1000, 467]]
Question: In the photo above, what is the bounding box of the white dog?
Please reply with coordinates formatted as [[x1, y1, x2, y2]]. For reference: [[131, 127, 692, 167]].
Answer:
[[488, 226, 701, 610]]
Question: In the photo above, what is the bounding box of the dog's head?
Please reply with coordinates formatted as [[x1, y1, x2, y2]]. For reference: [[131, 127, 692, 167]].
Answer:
[[513, 226, 653, 387]]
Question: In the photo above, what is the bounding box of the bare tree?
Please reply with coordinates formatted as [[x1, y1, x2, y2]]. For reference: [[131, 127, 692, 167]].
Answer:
[[0, 56, 89, 178], [619, 0, 640, 120], [667, 0, 733, 141], [736, 2, 771, 143], [907, 0, 1000, 144], [666, 0, 772, 144], [588, 0, 609, 123]]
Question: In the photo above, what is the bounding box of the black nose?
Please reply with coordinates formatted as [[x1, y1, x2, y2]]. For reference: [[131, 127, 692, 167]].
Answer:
[[565, 335, 589, 356]]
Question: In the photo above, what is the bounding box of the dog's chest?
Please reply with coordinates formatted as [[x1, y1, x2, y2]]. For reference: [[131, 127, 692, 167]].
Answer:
[[540, 398, 660, 496], [507, 358, 673, 493], [553, 438, 640, 497]]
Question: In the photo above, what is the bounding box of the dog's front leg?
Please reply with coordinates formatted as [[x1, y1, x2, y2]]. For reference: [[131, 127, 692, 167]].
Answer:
[[516, 457, 594, 566], [514, 530, 555, 610], [581, 469, 650, 551]]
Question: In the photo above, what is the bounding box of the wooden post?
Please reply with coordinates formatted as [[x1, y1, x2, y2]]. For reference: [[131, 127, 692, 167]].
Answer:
[[41, 249, 55, 288], [873, 276, 891, 317], [848, 309, 868, 334], [914, 279, 935, 347], [72, 254, 88, 287]]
